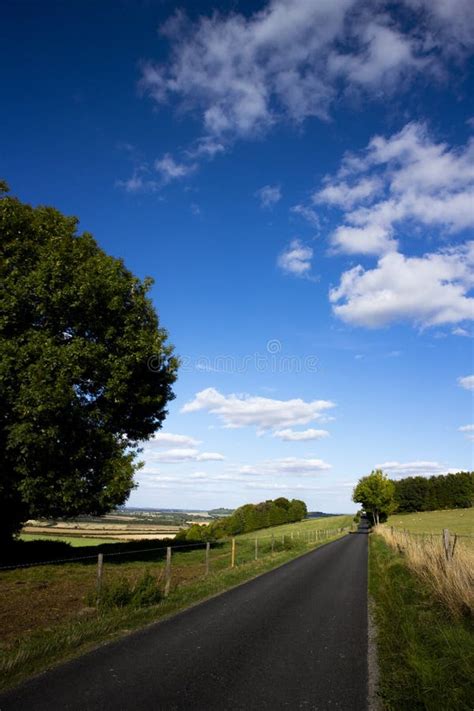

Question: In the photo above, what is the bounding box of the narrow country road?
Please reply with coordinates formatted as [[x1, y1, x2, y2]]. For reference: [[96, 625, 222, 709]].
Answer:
[[0, 530, 369, 711]]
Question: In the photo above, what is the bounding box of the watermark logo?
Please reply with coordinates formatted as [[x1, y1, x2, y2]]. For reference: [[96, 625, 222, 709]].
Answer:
[[149, 340, 318, 374]]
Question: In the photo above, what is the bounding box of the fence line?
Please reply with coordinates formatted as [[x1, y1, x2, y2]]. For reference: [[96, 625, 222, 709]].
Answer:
[[1, 525, 353, 573]]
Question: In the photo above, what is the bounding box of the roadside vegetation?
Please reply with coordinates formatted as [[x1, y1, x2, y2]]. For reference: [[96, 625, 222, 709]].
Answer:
[[353, 469, 474, 709], [369, 533, 474, 710], [0, 514, 352, 691], [377, 525, 473, 618]]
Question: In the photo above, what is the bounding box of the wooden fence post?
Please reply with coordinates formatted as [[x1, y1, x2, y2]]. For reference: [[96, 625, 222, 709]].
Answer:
[[255, 537, 258, 561], [271, 533, 275, 555], [205, 541, 210, 576], [96, 553, 104, 607], [164, 546, 172, 597], [231, 537, 236, 568], [443, 529, 451, 561], [452, 533, 458, 559], [282, 534, 285, 546]]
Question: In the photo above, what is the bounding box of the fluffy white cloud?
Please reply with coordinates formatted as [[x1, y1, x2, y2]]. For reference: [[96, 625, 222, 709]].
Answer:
[[256, 184, 282, 208], [154, 153, 197, 183], [148, 432, 202, 448], [316, 176, 382, 209], [181, 387, 335, 430], [139, 2, 472, 143], [277, 239, 313, 276], [377, 460, 459, 477], [273, 428, 330, 441], [312, 123, 474, 255], [458, 374, 474, 390], [238, 457, 332, 476], [330, 243, 474, 327]]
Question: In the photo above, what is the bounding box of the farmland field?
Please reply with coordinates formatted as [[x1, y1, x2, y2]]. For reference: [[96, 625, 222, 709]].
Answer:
[[19, 534, 121, 547], [385, 508, 474, 537]]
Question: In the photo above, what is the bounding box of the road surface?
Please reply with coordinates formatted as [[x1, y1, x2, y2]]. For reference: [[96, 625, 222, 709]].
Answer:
[[0, 530, 368, 711]]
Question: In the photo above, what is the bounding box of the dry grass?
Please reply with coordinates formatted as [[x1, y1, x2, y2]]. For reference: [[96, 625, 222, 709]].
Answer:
[[376, 526, 474, 619]]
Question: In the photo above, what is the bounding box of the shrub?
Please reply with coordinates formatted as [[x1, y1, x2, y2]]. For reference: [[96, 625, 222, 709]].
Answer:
[[88, 571, 162, 610]]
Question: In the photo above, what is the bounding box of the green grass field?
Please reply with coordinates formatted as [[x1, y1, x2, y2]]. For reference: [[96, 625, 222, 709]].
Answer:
[[19, 534, 121, 546], [238, 514, 353, 540], [386, 508, 474, 536]]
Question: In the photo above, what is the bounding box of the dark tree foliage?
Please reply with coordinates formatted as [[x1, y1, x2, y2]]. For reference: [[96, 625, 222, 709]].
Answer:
[[0, 184, 178, 541], [178, 498, 308, 541], [393, 472, 474, 513]]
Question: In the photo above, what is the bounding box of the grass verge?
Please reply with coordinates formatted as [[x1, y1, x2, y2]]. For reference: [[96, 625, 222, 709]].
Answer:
[[0, 531, 346, 693], [369, 534, 474, 711]]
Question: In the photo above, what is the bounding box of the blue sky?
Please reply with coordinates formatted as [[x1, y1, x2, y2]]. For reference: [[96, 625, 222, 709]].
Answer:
[[2, 0, 473, 512]]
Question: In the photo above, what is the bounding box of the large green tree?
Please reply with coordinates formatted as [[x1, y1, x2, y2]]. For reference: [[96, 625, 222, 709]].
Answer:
[[352, 469, 396, 525], [0, 183, 178, 541]]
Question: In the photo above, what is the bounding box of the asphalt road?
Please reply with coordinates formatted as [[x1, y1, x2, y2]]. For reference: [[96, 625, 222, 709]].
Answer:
[[0, 530, 368, 711]]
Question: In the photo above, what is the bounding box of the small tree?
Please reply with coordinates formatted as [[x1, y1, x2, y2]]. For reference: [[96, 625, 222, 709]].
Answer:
[[352, 469, 396, 525], [0, 184, 178, 541]]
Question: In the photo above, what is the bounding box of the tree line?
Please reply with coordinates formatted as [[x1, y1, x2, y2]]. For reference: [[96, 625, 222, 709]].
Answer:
[[178, 497, 308, 542], [353, 469, 474, 525], [393, 471, 473, 513]]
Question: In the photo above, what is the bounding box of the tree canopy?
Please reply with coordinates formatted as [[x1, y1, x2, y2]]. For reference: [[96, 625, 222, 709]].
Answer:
[[352, 469, 396, 525], [179, 497, 308, 541], [0, 185, 178, 541], [393, 471, 473, 513]]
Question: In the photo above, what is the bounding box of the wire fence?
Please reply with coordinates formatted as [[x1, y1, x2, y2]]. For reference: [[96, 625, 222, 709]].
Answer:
[[0, 524, 353, 650], [387, 526, 474, 558]]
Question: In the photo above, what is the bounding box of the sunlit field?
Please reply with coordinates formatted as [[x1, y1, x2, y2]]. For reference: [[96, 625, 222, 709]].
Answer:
[[386, 508, 474, 537]]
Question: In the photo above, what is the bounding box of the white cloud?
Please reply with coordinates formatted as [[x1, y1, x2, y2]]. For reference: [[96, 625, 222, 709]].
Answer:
[[181, 387, 335, 431], [277, 239, 313, 276], [452, 327, 471, 337], [148, 432, 202, 448], [146, 448, 225, 463], [273, 428, 330, 441], [328, 20, 428, 87], [187, 136, 226, 159], [378, 460, 460, 478], [290, 203, 320, 227], [459, 424, 474, 441], [154, 153, 197, 183], [315, 176, 382, 209], [313, 123, 474, 256], [331, 224, 394, 256], [139, 2, 471, 143], [330, 243, 474, 328], [458, 374, 474, 391], [256, 184, 282, 208], [238, 457, 332, 476], [402, 0, 474, 53]]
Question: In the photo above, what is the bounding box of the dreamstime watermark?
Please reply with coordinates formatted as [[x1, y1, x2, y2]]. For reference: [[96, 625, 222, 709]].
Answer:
[[148, 340, 318, 374]]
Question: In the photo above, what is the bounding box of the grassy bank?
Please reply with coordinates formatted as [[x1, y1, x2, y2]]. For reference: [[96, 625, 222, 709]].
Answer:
[[0, 527, 348, 692], [369, 534, 474, 710]]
